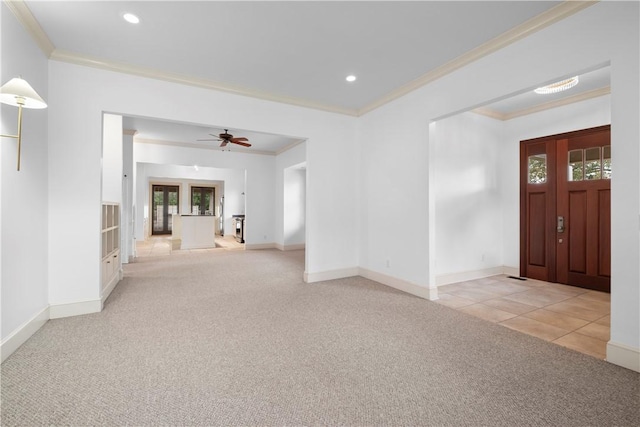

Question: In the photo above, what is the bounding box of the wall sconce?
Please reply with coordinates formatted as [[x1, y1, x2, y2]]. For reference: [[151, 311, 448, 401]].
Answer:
[[0, 77, 47, 171]]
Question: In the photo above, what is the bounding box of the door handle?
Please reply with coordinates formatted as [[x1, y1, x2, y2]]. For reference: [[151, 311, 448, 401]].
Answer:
[[557, 216, 565, 233]]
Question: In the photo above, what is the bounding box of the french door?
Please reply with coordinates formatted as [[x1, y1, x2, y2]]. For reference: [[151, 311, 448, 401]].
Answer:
[[520, 125, 611, 292], [152, 185, 179, 235]]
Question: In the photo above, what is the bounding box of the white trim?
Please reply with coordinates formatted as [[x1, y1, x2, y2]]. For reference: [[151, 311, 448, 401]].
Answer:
[[49, 299, 102, 319], [1, 306, 49, 363], [101, 269, 122, 305], [275, 139, 306, 155], [49, 49, 358, 116], [275, 243, 305, 251], [245, 242, 277, 250], [359, 268, 437, 301], [134, 137, 276, 156], [304, 267, 359, 283], [473, 86, 611, 121], [356, 1, 596, 116], [10, 0, 593, 117], [606, 341, 640, 372], [436, 266, 505, 286], [5, 0, 56, 57]]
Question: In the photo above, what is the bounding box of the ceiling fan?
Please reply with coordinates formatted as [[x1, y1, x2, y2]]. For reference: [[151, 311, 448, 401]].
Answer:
[[197, 129, 251, 148]]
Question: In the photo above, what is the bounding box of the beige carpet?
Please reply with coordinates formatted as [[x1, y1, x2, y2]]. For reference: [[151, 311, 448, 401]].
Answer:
[[2, 249, 638, 426]]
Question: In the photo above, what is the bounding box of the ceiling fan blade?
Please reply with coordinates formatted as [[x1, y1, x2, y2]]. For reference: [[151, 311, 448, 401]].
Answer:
[[230, 137, 249, 142], [231, 141, 252, 147], [220, 140, 229, 147], [197, 138, 220, 141]]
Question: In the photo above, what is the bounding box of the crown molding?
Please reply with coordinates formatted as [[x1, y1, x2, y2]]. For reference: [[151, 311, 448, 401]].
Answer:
[[4, 0, 55, 57], [356, 1, 598, 116], [48, 49, 359, 117], [9, 0, 596, 118], [123, 129, 137, 136], [275, 139, 306, 156], [134, 137, 276, 157], [473, 86, 610, 121]]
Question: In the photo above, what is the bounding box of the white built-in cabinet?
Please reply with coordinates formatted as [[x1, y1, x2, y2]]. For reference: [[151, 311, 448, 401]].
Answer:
[[101, 203, 121, 291]]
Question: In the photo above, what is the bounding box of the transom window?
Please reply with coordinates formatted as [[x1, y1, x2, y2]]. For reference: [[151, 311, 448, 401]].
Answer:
[[568, 145, 611, 181]]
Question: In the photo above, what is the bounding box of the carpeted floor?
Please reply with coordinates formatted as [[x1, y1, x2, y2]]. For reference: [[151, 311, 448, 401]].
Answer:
[[2, 249, 638, 426]]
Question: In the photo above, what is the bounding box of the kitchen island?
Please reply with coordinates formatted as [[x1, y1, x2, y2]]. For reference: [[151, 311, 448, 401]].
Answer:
[[171, 214, 219, 250]]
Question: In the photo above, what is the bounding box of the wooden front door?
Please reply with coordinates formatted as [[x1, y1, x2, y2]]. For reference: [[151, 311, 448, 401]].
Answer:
[[520, 125, 611, 292]]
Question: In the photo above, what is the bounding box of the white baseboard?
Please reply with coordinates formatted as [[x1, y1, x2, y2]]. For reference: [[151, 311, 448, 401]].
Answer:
[[359, 268, 437, 300], [49, 299, 102, 319], [304, 267, 359, 283], [436, 266, 506, 286], [606, 341, 640, 372], [275, 243, 306, 251], [1, 306, 49, 363], [101, 269, 122, 304], [245, 242, 277, 250]]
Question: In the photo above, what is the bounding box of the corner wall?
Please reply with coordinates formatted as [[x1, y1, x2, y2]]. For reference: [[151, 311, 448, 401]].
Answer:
[[433, 112, 504, 283], [1, 3, 49, 359], [47, 60, 357, 307], [357, 2, 639, 367]]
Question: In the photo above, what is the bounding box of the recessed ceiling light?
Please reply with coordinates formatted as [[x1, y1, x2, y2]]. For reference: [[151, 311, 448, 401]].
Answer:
[[346, 75, 357, 82], [534, 76, 579, 94], [123, 13, 140, 24]]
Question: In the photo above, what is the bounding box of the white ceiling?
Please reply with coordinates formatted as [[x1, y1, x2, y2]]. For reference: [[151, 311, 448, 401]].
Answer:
[[16, 1, 609, 150], [24, 0, 562, 113], [122, 116, 303, 155]]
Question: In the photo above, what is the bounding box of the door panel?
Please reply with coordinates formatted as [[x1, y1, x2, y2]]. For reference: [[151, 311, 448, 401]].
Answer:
[[521, 125, 610, 292], [520, 140, 556, 282], [568, 191, 587, 273], [528, 192, 547, 267]]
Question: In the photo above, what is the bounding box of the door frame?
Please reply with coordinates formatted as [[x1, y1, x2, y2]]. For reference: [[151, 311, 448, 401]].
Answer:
[[519, 125, 611, 284]]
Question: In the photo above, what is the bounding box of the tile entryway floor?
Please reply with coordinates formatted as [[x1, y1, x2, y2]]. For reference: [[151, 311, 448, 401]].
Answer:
[[436, 275, 610, 360], [135, 235, 244, 257]]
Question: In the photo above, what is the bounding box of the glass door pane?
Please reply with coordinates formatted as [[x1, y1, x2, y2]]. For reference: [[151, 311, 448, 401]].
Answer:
[[152, 186, 164, 233], [152, 185, 179, 235]]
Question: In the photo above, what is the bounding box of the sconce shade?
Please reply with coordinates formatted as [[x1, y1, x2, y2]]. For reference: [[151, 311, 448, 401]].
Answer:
[[0, 77, 47, 109]]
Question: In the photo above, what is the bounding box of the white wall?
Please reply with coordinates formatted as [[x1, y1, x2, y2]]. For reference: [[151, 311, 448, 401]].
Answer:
[[101, 114, 123, 203], [275, 142, 306, 247], [284, 166, 306, 247], [134, 161, 244, 240], [433, 112, 503, 279], [47, 59, 357, 307], [501, 94, 611, 269], [1, 3, 49, 345], [122, 132, 134, 262], [358, 2, 639, 361]]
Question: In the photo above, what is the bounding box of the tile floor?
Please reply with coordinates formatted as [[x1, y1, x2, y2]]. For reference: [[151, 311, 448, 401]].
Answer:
[[436, 275, 610, 360], [135, 234, 244, 257]]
